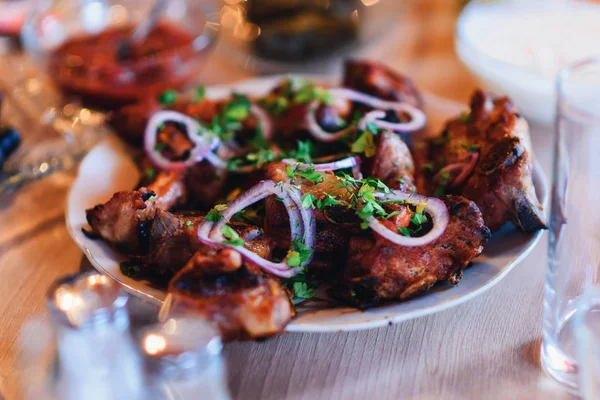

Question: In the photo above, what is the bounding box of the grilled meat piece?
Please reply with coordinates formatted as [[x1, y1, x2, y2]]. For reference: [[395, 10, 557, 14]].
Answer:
[[426, 90, 547, 232], [165, 248, 294, 341], [185, 161, 229, 209], [141, 210, 204, 275], [87, 187, 274, 277], [369, 131, 415, 192], [86, 188, 157, 255], [147, 170, 187, 210], [110, 97, 160, 145], [343, 60, 422, 107], [338, 196, 491, 308]]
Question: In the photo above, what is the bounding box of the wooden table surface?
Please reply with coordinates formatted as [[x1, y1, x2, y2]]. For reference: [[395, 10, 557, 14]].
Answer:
[[0, 1, 578, 399]]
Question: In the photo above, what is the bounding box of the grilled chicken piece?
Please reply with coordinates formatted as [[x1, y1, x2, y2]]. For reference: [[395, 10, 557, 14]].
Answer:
[[337, 196, 491, 308], [425, 90, 547, 232], [165, 248, 294, 341], [369, 131, 415, 192], [343, 60, 422, 107]]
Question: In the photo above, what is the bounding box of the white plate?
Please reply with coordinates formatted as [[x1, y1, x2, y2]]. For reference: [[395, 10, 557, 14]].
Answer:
[[66, 76, 548, 332]]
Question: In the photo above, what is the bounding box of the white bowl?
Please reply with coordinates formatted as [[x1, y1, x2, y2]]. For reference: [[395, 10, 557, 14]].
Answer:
[[455, 0, 600, 125]]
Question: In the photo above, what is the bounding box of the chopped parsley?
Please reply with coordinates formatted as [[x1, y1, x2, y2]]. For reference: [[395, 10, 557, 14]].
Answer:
[[205, 204, 228, 222], [283, 271, 319, 301], [250, 124, 269, 150], [434, 170, 451, 197], [398, 227, 412, 237], [287, 140, 315, 163], [365, 121, 380, 135], [301, 193, 318, 209], [411, 212, 428, 225], [226, 158, 244, 171], [144, 167, 156, 180], [283, 240, 317, 300], [221, 225, 244, 247], [158, 89, 177, 105], [185, 220, 194, 227], [293, 82, 333, 105], [204, 93, 252, 141], [351, 131, 377, 157], [194, 85, 205, 102], [223, 93, 251, 121], [286, 251, 302, 267], [292, 282, 314, 299], [245, 148, 275, 167], [154, 143, 166, 151], [322, 193, 340, 207], [259, 95, 289, 116], [291, 239, 313, 264]]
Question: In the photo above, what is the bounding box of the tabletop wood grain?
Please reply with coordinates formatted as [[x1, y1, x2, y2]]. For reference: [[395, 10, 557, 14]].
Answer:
[[0, 1, 578, 399]]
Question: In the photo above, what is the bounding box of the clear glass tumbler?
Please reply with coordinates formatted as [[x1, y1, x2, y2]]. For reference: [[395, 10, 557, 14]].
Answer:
[[542, 57, 600, 393]]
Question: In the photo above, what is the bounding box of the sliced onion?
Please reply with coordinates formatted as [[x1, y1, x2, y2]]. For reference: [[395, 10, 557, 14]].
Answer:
[[435, 152, 479, 189], [357, 110, 386, 131], [282, 155, 361, 172], [250, 104, 274, 140], [204, 151, 227, 169], [352, 164, 363, 180], [368, 191, 449, 247], [451, 152, 479, 188], [328, 87, 427, 132], [197, 180, 314, 278], [284, 184, 316, 266], [144, 110, 219, 171], [305, 100, 355, 142]]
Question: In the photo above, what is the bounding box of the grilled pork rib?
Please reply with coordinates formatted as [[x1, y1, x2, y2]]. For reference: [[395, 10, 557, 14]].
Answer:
[[337, 196, 491, 308], [165, 248, 294, 341], [425, 90, 547, 232]]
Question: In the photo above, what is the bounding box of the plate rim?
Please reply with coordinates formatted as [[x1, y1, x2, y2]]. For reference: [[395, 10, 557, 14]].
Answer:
[[65, 77, 549, 332]]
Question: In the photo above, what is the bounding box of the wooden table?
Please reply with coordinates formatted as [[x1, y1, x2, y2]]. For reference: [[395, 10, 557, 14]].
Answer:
[[0, 1, 577, 399]]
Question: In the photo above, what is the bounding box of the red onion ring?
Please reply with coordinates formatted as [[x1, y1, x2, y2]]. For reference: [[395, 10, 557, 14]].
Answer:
[[435, 152, 479, 189], [368, 191, 449, 247], [305, 101, 355, 143], [284, 184, 316, 266], [329, 88, 427, 132], [204, 151, 227, 169], [144, 110, 219, 171], [357, 110, 386, 131], [451, 152, 479, 188], [283, 155, 363, 180], [282, 155, 361, 171], [197, 180, 315, 278], [250, 104, 274, 141]]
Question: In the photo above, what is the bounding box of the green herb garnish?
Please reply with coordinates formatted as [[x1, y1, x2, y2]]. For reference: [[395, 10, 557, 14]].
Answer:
[[221, 225, 244, 247], [159, 90, 177, 105], [301, 193, 318, 209], [205, 204, 228, 222], [144, 167, 156, 180], [351, 131, 377, 157], [194, 85, 206, 102]]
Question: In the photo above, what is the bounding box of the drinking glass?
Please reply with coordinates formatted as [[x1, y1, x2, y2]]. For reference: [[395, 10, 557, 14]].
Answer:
[[542, 57, 600, 394]]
